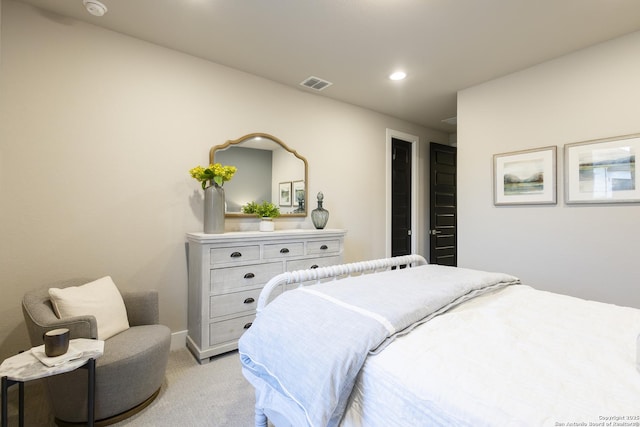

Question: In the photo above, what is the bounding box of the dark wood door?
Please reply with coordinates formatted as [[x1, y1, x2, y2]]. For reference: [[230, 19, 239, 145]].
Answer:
[[429, 143, 457, 266], [392, 138, 412, 257]]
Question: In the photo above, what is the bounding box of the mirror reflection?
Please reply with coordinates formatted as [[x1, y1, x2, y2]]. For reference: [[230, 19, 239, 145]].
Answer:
[[210, 133, 308, 217]]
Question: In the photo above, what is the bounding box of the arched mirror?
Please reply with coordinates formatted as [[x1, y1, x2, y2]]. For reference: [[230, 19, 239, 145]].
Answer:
[[210, 133, 308, 217]]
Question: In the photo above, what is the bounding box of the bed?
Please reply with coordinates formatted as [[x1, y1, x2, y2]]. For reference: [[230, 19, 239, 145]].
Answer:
[[238, 255, 640, 427]]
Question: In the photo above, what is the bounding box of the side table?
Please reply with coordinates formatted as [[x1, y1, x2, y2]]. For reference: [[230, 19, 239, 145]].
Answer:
[[0, 339, 104, 427]]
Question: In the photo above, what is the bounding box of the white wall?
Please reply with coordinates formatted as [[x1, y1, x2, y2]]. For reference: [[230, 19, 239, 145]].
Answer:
[[0, 0, 447, 359], [458, 31, 640, 309]]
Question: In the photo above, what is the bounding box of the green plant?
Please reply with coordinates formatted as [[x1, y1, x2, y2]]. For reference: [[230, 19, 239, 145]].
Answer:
[[241, 201, 280, 218], [189, 163, 237, 189]]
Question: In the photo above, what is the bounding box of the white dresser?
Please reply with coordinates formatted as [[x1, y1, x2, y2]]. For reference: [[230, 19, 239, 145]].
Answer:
[[186, 229, 347, 363]]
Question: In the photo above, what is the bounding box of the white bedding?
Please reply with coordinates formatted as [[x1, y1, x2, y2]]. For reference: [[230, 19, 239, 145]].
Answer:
[[240, 264, 519, 426], [341, 285, 640, 426]]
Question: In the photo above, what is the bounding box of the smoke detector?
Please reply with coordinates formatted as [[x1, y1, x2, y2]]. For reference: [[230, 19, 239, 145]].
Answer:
[[83, 0, 108, 17]]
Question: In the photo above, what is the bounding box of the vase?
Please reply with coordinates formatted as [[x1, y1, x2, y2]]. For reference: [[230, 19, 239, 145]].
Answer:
[[259, 217, 275, 232], [311, 191, 329, 229], [204, 184, 225, 234]]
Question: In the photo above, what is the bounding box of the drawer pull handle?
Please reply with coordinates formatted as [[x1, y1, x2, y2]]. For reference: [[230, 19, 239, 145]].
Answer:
[[243, 297, 255, 304], [244, 272, 255, 279], [230, 251, 242, 258], [243, 322, 252, 329], [320, 245, 328, 250], [280, 248, 290, 254], [310, 264, 319, 269]]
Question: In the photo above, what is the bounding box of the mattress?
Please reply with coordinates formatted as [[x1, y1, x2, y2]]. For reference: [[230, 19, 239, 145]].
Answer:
[[341, 285, 640, 426]]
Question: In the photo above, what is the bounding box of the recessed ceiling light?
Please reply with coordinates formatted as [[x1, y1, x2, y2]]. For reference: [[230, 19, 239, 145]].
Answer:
[[389, 71, 407, 81]]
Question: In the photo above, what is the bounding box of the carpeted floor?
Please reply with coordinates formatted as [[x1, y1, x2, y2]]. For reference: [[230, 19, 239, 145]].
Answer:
[[4, 348, 256, 426]]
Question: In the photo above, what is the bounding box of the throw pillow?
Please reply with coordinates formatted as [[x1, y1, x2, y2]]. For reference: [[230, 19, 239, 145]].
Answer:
[[49, 276, 130, 340]]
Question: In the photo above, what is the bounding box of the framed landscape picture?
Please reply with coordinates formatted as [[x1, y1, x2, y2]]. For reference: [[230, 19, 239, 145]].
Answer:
[[565, 134, 639, 204], [292, 180, 305, 200], [493, 146, 557, 205], [279, 181, 292, 206], [292, 180, 305, 207]]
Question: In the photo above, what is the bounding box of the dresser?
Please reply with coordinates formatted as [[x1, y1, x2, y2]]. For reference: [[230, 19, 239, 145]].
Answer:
[[186, 229, 347, 363]]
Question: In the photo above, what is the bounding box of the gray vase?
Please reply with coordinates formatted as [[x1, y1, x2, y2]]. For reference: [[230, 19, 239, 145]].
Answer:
[[204, 184, 225, 234], [311, 191, 329, 229]]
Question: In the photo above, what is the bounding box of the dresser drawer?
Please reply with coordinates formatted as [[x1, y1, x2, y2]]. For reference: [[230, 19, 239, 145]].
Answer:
[[264, 242, 304, 259], [210, 288, 261, 319], [209, 314, 255, 346], [210, 262, 284, 294], [307, 239, 341, 255], [210, 245, 260, 265], [286, 255, 342, 272]]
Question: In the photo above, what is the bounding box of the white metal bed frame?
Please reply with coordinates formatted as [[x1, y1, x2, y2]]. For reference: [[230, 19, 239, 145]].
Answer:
[[256, 254, 428, 313]]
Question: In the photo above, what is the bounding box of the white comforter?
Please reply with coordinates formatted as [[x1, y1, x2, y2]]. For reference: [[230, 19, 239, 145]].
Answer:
[[239, 265, 519, 427], [342, 285, 640, 426]]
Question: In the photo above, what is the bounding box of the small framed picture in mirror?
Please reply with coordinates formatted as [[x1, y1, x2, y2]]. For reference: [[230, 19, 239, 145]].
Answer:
[[279, 182, 292, 207]]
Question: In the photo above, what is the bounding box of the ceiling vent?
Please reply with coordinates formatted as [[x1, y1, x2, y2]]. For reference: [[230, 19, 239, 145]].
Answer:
[[300, 76, 333, 92]]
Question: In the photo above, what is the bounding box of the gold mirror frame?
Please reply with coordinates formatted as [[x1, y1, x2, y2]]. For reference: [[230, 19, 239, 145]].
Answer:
[[210, 133, 308, 218]]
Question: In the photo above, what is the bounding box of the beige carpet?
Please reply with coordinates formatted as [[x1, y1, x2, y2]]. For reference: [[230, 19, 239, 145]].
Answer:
[[3, 348, 256, 426]]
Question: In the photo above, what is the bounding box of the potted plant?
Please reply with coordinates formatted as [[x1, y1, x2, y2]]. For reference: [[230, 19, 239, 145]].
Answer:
[[242, 201, 280, 231]]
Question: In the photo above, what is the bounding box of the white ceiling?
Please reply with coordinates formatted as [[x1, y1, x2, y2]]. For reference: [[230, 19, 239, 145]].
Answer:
[[15, 0, 640, 133]]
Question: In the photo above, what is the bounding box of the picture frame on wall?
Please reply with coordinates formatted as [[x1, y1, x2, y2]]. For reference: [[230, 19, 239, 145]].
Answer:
[[279, 181, 292, 206], [565, 134, 639, 204], [493, 146, 557, 206], [292, 180, 305, 206]]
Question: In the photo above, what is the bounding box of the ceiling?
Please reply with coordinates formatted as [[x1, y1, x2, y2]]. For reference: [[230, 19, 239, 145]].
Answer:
[[15, 0, 640, 133]]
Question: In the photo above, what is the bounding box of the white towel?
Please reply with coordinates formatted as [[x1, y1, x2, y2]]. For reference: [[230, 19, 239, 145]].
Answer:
[[31, 343, 84, 367]]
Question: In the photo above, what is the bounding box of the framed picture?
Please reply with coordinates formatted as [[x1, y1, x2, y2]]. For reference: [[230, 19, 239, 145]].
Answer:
[[493, 146, 557, 205], [279, 182, 292, 206], [292, 180, 305, 205], [565, 134, 639, 204]]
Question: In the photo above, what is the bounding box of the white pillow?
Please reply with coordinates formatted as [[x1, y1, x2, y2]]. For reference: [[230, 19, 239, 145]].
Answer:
[[49, 276, 130, 340]]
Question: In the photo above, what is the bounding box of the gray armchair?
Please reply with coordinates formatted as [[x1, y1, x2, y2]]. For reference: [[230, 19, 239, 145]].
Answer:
[[22, 278, 171, 426]]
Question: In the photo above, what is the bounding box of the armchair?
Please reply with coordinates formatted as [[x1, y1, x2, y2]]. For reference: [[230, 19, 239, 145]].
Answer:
[[22, 278, 171, 425]]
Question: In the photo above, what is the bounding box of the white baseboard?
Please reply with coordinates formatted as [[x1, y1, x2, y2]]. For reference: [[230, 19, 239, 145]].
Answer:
[[170, 330, 188, 351]]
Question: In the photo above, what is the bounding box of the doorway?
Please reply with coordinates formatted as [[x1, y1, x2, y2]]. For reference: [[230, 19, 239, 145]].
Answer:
[[429, 142, 457, 266], [391, 138, 412, 257], [386, 129, 418, 258]]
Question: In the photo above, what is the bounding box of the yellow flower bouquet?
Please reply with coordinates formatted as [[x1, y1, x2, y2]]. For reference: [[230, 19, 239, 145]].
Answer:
[[189, 163, 237, 189]]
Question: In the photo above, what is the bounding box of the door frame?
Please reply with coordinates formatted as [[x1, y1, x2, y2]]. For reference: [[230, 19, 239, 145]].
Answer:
[[385, 128, 419, 258]]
